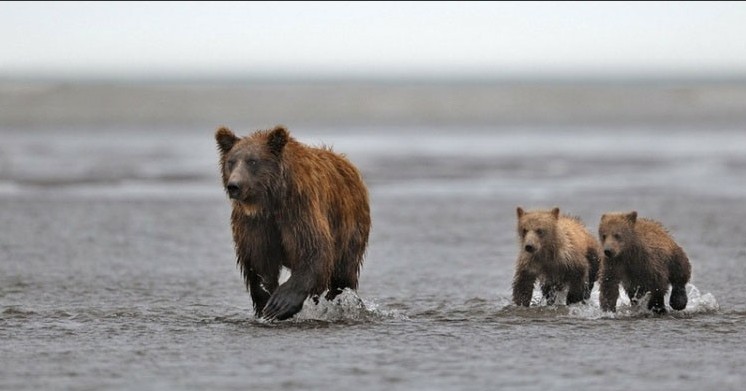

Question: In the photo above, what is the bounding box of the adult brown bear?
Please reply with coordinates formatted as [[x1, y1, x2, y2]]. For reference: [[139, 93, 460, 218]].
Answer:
[[215, 125, 371, 320]]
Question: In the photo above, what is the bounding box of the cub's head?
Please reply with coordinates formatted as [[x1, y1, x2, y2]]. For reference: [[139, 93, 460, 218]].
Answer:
[[599, 211, 637, 259], [516, 207, 560, 255], [215, 125, 289, 214]]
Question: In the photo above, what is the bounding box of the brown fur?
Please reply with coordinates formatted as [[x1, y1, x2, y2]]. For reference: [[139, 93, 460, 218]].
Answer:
[[512, 207, 601, 307], [216, 125, 371, 320], [598, 211, 691, 313]]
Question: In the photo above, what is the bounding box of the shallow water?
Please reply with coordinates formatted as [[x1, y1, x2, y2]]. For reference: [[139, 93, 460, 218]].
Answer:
[[1, 125, 745, 390]]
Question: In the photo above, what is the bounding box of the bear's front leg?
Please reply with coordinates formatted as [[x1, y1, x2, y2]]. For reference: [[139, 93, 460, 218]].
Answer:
[[565, 266, 588, 305], [262, 215, 334, 320], [566, 279, 586, 305], [599, 270, 620, 312], [262, 259, 327, 321], [623, 283, 644, 306], [512, 270, 537, 307], [540, 282, 559, 306], [669, 284, 687, 311], [647, 289, 667, 314], [247, 269, 278, 318], [262, 280, 310, 321], [582, 281, 593, 302]]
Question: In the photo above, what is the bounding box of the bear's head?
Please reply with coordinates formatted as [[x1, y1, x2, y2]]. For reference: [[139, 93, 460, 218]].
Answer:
[[516, 207, 560, 256], [598, 211, 637, 259], [215, 125, 289, 215]]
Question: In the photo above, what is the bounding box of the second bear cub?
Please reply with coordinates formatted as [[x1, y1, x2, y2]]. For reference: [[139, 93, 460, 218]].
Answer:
[[512, 207, 601, 307], [598, 211, 691, 314]]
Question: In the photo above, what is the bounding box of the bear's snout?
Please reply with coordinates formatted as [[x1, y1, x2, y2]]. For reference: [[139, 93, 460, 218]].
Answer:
[[524, 244, 536, 253], [603, 248, 614, 258], [226, 182, 242, 199]]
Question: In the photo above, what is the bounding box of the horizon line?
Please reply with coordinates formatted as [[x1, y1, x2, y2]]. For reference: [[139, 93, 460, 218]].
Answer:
[[3, 72, 746, 86]]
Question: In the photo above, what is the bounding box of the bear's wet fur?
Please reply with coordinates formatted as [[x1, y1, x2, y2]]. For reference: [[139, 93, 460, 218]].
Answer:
[[598, 211, 691, 314], [512, 207, 601, 307], [216, 125, 370, 320]]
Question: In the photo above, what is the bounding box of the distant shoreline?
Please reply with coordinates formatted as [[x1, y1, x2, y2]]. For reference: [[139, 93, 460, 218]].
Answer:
[[3, 74, 746, 86], [2, 79, 746, 128]]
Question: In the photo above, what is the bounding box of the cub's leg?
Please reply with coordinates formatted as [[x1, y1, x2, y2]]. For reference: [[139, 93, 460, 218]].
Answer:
[[541, 281, 560, 306], [668, 251, 691, 311], [566, 279, 586, 305], [513, 269, 537, 307]]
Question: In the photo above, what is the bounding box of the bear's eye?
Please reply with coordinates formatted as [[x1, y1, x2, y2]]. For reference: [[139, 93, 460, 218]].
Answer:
[[536, 229, 544, 236], [246, 158, 258, 166], [521, 228, 527, 236], [601, 234, 607, 241], [613, 233, 621, 240], [227, 159, 236, 169]]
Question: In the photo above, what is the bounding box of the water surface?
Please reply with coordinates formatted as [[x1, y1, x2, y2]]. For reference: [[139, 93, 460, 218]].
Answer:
[[1, 124, 744, 390]]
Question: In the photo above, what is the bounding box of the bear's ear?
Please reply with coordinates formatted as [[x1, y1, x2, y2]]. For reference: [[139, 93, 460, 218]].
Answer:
[[551, 207, 560, 219], [516, 207, 525, 219], [215, 126, 239, 155], [625, 211, 638, 224], [267, 125, 289, 156]]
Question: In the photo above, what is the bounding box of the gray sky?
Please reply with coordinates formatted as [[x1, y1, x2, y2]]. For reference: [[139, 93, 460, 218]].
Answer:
[[2, 1, 746, 80]]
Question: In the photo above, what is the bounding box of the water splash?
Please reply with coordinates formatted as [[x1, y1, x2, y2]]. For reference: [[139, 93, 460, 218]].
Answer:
[[682, 284, 720, 314], [504, 283, 719, 320], [605, 284, 718, 318], [284, 289, 408, 323]]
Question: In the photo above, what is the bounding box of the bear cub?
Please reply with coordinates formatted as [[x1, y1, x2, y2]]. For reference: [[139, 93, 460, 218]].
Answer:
[[598, 211, 691, 314], [216, 125, 371, 321], [512, 207, 601, 307]]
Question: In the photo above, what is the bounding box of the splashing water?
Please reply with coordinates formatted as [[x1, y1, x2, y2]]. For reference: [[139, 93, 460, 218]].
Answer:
[[559, 283, 719, 319], [279, 289, 409, 323], [682, 284, 720, 314], [492, 282, 721, 320]]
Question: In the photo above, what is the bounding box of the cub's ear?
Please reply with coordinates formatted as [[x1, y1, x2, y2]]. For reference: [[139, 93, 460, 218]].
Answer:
[[215, 126, 239, 155], [551, 207, 560, 219], [516, 206, 525, 219], [625, 211, 638, 224], [267, 125, 289, 156]]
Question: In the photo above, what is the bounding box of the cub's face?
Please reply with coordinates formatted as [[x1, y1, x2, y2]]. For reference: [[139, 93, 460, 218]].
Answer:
[[516, 207, 560, 255], [215, 126, 288, 212], [599, 211, 637, 259]]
